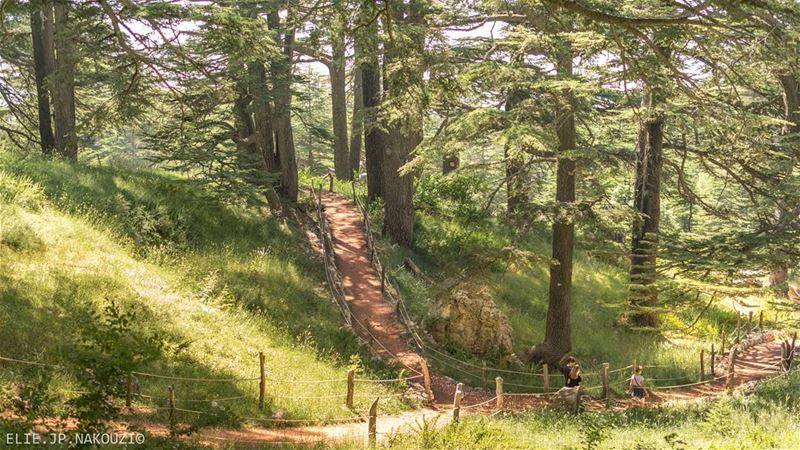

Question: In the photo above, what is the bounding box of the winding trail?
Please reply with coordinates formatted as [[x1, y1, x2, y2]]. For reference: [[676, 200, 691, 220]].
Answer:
[[169, 193, 791, 447]]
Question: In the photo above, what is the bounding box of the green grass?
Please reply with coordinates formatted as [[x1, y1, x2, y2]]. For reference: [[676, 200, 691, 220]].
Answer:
[[354, 370, 800, 449], [0, 154, 416, 431]]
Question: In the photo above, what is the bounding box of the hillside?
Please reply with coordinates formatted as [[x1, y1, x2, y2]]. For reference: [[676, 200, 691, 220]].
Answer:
[[0, 155, 412, 437]]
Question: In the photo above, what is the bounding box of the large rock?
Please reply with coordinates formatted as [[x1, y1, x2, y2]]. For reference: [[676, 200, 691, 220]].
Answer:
[[429, 282, 513, 356]]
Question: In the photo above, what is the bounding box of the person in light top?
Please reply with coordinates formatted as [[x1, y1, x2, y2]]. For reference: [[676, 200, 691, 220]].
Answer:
[[628, 365, 648, 404]]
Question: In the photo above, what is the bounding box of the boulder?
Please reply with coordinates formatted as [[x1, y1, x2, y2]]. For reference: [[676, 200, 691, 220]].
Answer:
[[429, 282, 513, 356]]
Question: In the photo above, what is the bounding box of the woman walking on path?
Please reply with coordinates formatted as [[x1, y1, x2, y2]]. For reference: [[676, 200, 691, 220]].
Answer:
[[628, 366, 648, 404]]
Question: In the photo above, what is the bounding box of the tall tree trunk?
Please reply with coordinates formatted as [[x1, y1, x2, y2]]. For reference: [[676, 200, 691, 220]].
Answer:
[[529, 49, 576, 365], [248, 61, 280, 174], [52, 0, 76, 159], [330, 23, 350, 180], [629, 114, 664, 328], [381, 0, 423, 245], [269, 10, 298, 201], [30, 1, 56, 156], [350, 66, 364, 174], [769, 73, 800, 286], [504, 90, 530, 215], [359, 0, 385, 201]]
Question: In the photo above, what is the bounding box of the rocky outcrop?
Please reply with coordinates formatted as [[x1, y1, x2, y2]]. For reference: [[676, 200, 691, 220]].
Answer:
[[429, 282, 513, 356]]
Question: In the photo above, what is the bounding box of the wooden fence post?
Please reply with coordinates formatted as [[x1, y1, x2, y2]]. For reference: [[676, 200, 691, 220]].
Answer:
[[782, 341, 789, 372], [700, 349, 705, 382], [495, 377, 504, 410], [380, 265, 385, 292], [758, 311, 763, 330], [367, 398, 378, 448], [259, 352, 266, 410], [721, 328, 726, 358], [328, 173, 334, 192], [126, 372, 133, 410], [351, 181, 356, 202], [420, 359, 434, 403], [346, 369, 355, 409], [481, 362, 487, 388], [543, 364, 549, 394], [168, 385, 175, 423], [452, 383, 464, 423], [601, 363, 609, 400], [710, 343, 716, 378], [790, 332, 798, 371], [727, 348, 738, 393], [748, 311, 753, 333], [736, 315, 741, 343]]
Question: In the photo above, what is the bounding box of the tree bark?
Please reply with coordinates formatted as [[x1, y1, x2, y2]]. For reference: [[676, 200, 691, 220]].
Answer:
[[359, 0, 385, 202], [52, 0, 77, 159], [504, 90, 530, 216], [248, 61, 280, 173], [768, 73, 800, 286], [30, 0, 56, 156], [529, 49, 575, 365], [629, 115, 664, 327], [330, 22, 351, 180], [269, 10, 298, 201], [350, 66, 364, 174], [381, 0, 423, 245]]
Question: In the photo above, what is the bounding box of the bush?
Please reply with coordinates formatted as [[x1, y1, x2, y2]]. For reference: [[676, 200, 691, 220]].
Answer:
[[0, 172, 46, 210]]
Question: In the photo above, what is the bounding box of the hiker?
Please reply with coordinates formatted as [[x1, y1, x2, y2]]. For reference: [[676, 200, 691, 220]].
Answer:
[[628, 366, 648, 403], [562, 356, 582, 388]]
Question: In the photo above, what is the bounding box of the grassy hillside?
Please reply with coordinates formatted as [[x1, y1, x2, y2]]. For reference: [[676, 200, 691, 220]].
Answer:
[[0, 154, 413, 431]]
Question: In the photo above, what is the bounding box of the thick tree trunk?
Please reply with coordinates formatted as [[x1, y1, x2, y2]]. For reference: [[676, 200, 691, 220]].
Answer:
[[381, 0, 423, 245], [30, 1, 56, 156], [504, 91, 530, 216], [359, 0, 385, 202], [529, 50, 575, 365], [331, 26, 350, 180], [769, 73, 800, 287], [248, 61, 280, 173], [269, 11, 298, 201], [350, 66, 364, 174], [52, 0, 77, 159], [629, 115, 664, 328]]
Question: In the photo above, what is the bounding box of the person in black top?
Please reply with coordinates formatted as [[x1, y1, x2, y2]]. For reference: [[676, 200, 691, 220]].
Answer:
[[562, 356, 582, 388]]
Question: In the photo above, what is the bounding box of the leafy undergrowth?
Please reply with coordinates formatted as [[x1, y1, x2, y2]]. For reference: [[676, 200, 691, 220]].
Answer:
[[374, 369, 800, 449], [363, 174, 786, 394], [0, 154, 415, 434]]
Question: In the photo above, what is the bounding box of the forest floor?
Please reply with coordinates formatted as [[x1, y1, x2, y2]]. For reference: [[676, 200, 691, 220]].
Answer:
[[153, 193, 788, 448]]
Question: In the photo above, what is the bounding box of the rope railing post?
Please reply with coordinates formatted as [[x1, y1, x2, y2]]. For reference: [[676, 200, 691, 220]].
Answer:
[[727, 348, 738, 393], [420, 359, 434, 404], [452, 383, 464, 423], [380, 265, 385, 293], [495, 377, 504, 411], [346, 369, 355, 409], [481, 362, 487, 388], [721, 328, 726, 358], [259, 352, 266, 410], [758, 310, 763, 330], [543, 364, 549, 394], [601, 363, 609, 401], [700, 349, 705, 382], [328, 173, 334, 192], [736, 315, 741, 344], [367, 398, 378, 448], [125, 372, 133, 410], [710, 343, 716, 378], [168, 385, 176, 423], [748, 311, 753, 334]]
